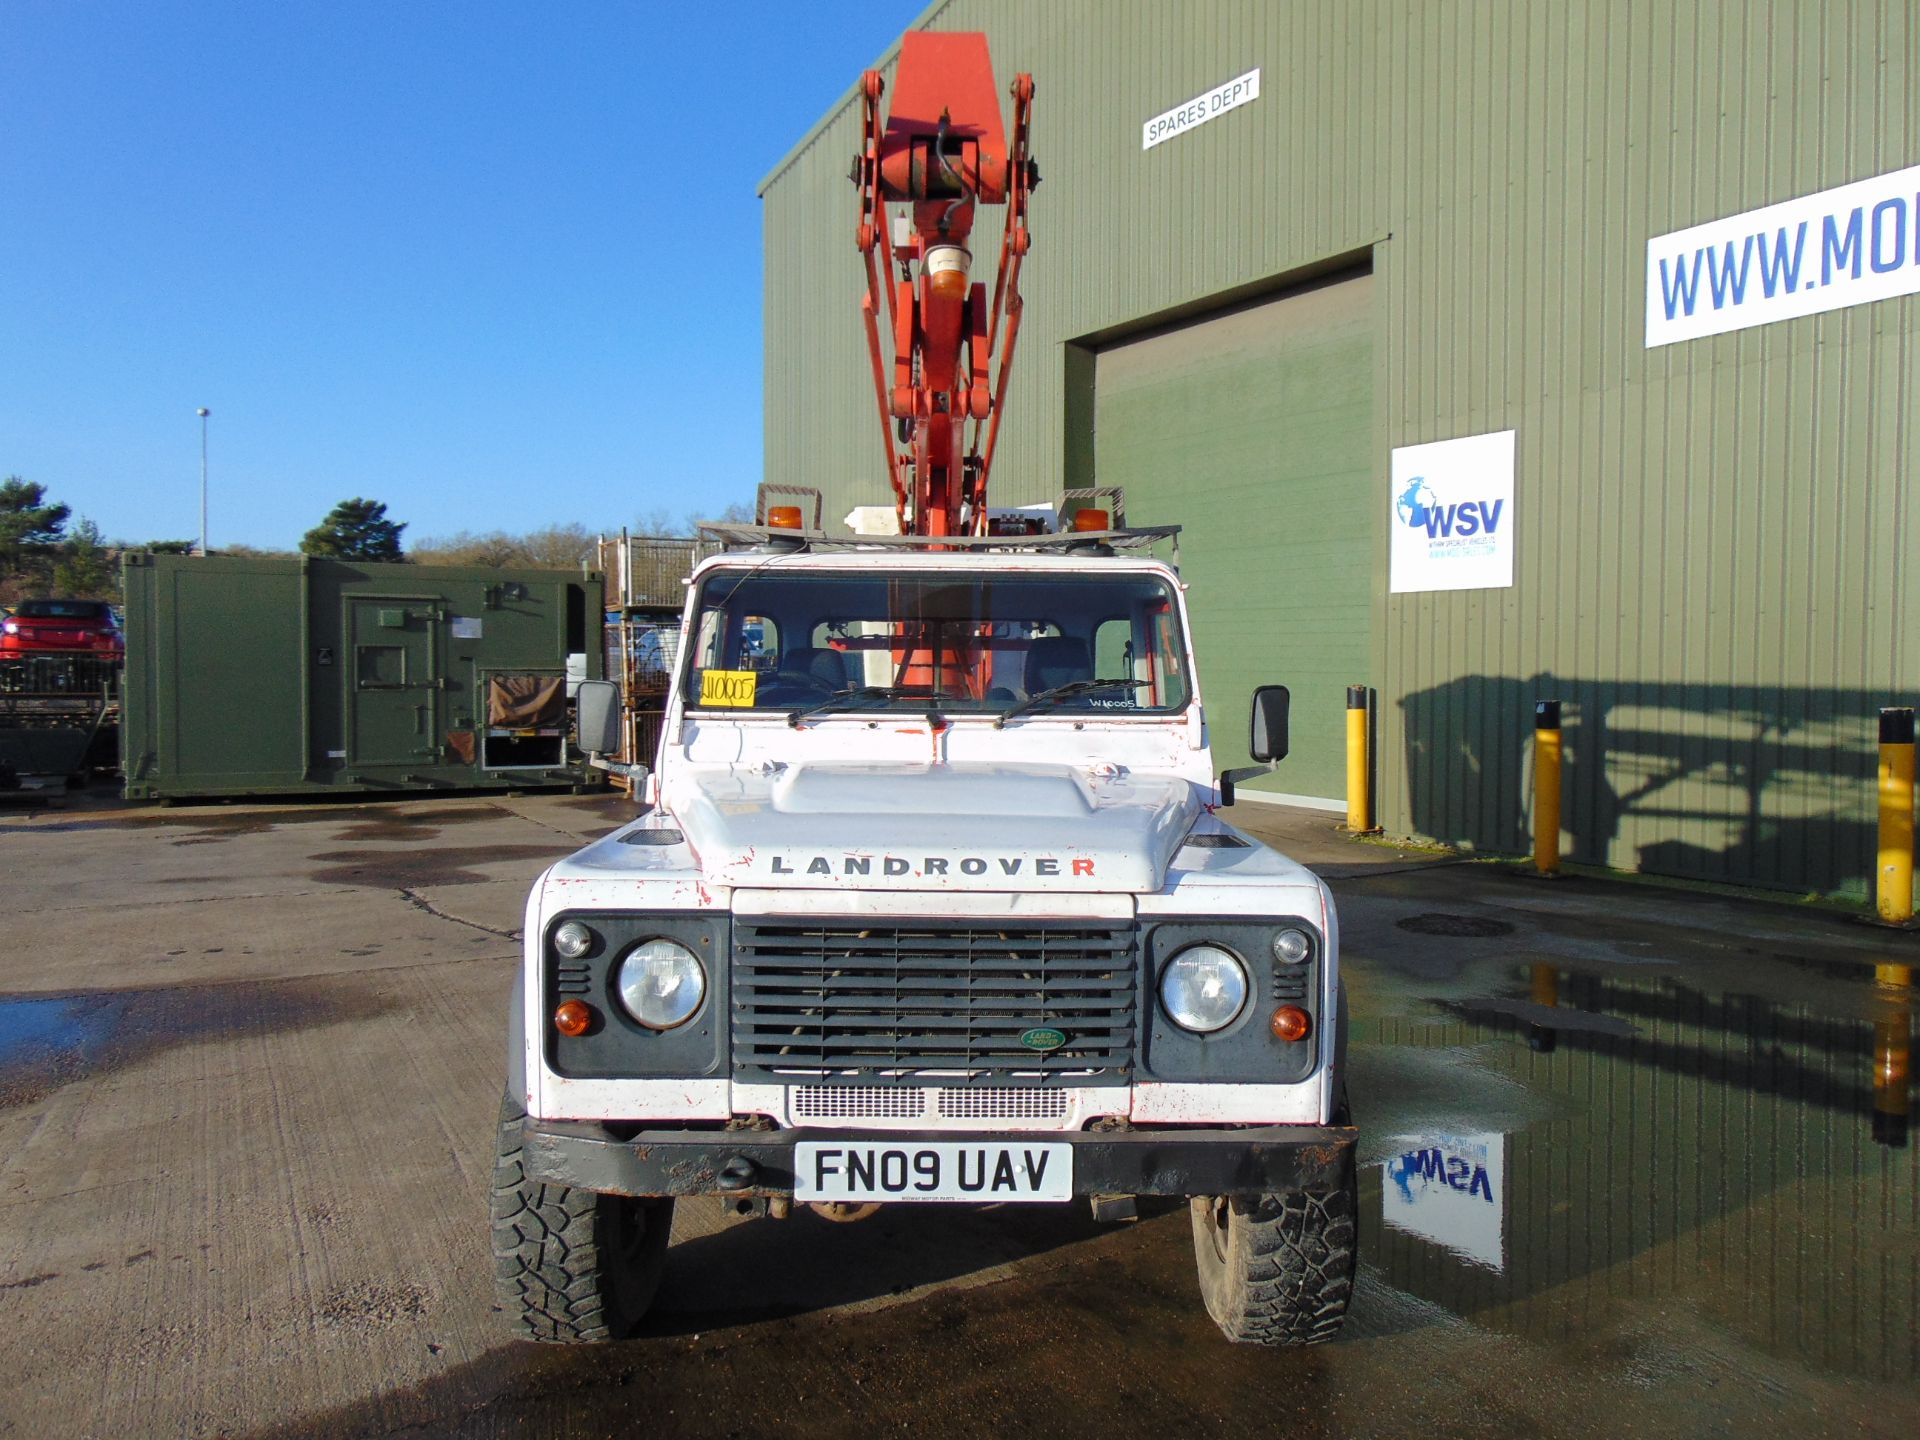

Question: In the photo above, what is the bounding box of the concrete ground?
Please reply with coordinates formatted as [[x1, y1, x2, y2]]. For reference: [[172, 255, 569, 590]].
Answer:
[[0, 790, 1916, 1439]]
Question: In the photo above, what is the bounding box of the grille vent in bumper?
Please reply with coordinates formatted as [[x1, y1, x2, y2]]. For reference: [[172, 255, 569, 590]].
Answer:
[[792, 1086, 926, 1119], [734, 920, 1137, 1083], [937, 1087, 1069, 1120], [789, 1086, 1073, 1121]]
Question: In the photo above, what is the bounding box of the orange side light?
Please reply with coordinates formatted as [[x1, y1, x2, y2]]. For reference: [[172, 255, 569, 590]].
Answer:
[[1072, 508, 1110, 532], [767, 505, 804, 530], [1270, 1006, 1312, 1042], [554, 1000, 595, 1037]]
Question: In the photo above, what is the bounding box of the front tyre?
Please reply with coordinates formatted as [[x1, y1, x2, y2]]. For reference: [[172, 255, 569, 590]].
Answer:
[[1190, 1170, 1357, 1346], [490, 1095, 674, 1342]]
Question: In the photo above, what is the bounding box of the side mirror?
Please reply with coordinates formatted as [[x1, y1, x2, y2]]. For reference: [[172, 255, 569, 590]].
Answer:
[[1249, 685, 1290, 764], [575, 679, 621, 756], [1220, 683, 1290, 806]]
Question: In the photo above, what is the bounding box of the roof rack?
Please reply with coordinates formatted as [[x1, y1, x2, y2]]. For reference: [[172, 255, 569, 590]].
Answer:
[[693, 522, 1182, 568]]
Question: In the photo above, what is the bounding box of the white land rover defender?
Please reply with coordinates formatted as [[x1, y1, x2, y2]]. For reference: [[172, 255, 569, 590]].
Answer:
[[492, 516, 1357, 1346]]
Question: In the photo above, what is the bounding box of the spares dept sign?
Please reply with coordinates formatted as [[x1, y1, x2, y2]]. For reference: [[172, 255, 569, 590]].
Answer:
[[1142, 68, 1260, 150]]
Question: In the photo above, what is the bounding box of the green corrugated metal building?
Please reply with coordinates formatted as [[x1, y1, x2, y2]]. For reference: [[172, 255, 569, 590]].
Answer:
[[759, 0, 1920, 898]]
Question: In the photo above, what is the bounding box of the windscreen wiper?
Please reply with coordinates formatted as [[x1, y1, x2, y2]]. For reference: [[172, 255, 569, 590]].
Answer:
[[993, 678, 1143, 728], [787, 685, 957, 727]]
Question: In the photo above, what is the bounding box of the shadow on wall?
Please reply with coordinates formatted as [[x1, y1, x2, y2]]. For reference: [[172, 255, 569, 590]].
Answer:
[[1398, 675, 1907, 896]]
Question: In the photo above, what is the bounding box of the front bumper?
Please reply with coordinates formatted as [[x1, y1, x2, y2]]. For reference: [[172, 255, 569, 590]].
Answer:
[[519, 1118, 1357, 1199]]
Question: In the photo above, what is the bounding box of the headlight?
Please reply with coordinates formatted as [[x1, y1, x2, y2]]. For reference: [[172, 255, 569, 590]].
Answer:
[[615, 938, 706, 1030], [1159, 944, 1249, 1033], [553, 920, 596, 959], [1272, 928, 1311, 965]]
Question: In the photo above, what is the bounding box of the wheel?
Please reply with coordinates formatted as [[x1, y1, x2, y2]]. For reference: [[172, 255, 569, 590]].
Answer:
[[1189, 1165, 1357, 1346], [489, 1095, 674, 1342]]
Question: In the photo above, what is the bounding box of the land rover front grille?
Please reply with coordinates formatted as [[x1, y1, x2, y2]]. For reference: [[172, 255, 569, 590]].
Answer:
[[733, 920, 1137, 1082]]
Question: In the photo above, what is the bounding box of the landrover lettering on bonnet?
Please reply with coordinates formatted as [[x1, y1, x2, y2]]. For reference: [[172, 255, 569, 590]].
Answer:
[[767, 854, 1097, 877]]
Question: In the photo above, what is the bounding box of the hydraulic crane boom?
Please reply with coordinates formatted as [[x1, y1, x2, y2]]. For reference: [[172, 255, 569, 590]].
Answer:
[[852, 32, 1036, 539]]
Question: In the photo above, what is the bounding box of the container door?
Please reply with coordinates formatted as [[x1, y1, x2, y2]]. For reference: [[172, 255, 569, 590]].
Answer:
[[346, 599, 438, 767]]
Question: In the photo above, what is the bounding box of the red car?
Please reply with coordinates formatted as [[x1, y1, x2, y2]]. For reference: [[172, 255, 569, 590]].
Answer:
[[0, 599, 124, 658]]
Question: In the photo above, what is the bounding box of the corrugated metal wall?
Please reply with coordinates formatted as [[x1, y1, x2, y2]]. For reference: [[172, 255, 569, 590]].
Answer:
[[761, 0, 1920, 896]]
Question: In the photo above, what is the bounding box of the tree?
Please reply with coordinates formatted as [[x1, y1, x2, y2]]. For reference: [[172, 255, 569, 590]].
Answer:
[[301, 497, 406, 561], [0, 477, 71, 595], [51, 517, 115, 599], [633, 503, 751, 536], [633, 507, 675, 538], [409, 524, 597, 569], [407, 502, 756, 570], [407, 529, 537, 568]]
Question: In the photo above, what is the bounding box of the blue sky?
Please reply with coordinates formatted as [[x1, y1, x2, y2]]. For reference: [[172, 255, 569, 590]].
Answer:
[[1, 1, 923, 549]]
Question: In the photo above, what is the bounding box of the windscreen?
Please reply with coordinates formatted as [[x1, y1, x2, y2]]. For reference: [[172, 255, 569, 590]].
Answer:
[[17, 600, 111, 621], [684, 568, 1190, 718]]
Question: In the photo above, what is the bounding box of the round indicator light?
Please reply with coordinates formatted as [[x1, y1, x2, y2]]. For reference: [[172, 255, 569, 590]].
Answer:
[[553, 1000, 595, 1037], [1270, 1005, 1312, 1042]]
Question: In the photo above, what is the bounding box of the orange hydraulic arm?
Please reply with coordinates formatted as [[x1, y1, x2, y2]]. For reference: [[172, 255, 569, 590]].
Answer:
[[852, 32, 1037, 539]]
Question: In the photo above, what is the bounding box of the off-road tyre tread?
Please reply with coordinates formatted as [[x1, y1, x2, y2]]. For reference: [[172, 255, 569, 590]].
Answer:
[[489, 1096, 670, 1343], [1192, 1183, 1357, 1346]]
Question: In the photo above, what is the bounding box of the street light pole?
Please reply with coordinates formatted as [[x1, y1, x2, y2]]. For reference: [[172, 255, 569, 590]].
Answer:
[[196, 407, 211, 554]]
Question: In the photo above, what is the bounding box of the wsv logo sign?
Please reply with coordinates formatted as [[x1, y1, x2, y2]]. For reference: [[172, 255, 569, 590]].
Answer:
[[1396, 477, 1505, 541], [1388, 429, 1515, 595]]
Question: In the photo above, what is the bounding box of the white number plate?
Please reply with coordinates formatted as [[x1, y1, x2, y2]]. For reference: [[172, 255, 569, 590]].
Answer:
[[794, 1141, 1073, 1203]]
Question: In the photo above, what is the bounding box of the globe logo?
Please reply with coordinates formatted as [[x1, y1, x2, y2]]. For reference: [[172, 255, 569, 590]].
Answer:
[[1396, 477, 1438, 529]]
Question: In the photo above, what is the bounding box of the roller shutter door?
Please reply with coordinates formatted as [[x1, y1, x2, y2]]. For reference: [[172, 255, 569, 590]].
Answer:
[[1094, 273, 1375, 805]]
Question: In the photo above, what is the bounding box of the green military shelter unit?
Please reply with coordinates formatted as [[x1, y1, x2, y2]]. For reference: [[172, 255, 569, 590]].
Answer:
[[121, 553, 604, 800]]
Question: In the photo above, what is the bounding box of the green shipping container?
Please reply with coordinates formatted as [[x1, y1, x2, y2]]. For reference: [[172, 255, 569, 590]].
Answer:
[[121, 553, 605, 800]]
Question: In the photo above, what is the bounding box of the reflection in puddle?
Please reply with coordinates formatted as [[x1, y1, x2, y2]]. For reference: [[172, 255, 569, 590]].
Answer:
[[0, 994, 125, 1070], [1877, 962, 1911, 1148], [1358, 958, 1919, 1380], [0, 983, 393, 1109], [1381, 1132, 1505, 1271]]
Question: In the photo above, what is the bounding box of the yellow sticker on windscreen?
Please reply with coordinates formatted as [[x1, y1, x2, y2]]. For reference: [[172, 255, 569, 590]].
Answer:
[[699, 669, 758, 707]]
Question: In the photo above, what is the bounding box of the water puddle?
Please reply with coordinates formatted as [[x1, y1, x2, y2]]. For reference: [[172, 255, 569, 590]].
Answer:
[[305, 843, 565, 887], [1353, 956, 1918, 1382], [0, 981, 392, 1108]]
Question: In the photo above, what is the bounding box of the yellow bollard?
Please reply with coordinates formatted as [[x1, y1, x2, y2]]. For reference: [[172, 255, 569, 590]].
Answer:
[[1345, 686, 1372, 833], [1878, 707, 1916, 924], [1533, 700, 1562, 876]]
